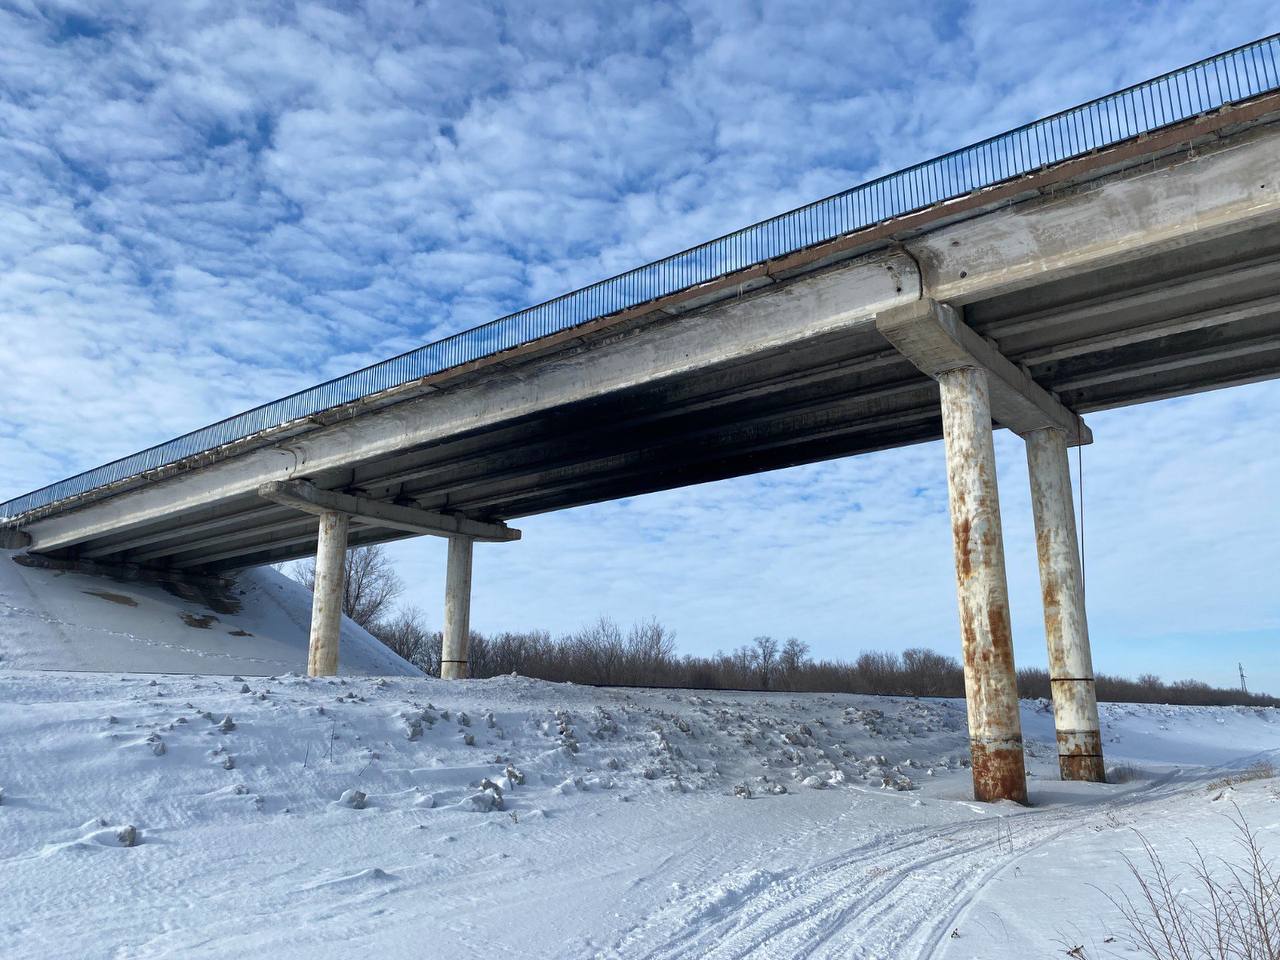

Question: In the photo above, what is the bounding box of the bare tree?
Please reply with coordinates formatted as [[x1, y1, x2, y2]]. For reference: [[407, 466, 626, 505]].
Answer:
[[753, 635, 779, 689], [293, 544, 403, 630], [370, 606, 436, 673]]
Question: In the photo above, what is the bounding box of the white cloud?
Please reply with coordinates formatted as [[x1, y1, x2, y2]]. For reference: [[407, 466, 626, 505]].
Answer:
[[1, 0, 1276, 689]]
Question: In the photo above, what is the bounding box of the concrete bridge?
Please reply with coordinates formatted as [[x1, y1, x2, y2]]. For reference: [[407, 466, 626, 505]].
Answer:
[[4, 38, 1279, 803]]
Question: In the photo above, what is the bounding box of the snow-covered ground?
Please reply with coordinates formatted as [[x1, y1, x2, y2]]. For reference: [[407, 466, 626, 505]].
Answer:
[[1, 666, 1277, 959], [0, 550, 418, 676]]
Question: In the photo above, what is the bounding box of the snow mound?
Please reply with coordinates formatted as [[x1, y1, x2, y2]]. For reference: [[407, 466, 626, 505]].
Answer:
[[0, 550, 419, 676]]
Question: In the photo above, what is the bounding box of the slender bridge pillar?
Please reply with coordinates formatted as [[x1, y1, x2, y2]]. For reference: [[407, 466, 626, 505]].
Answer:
[[440, 535, 474, 680], [938, 366, 1028, 803], [1025, 427, 1105, 781], [307, 510, 349, 677], [878, 299, 1097, 803]]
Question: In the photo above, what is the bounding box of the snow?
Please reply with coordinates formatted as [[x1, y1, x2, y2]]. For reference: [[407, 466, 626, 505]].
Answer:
[[1, 664, 1278, 959], [0, 550, 419, 676]]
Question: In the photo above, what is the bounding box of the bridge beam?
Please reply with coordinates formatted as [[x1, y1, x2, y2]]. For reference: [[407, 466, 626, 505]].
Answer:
[[257, 481, 520, 543], [307, 511, 348, 677], [1025, 427, 1105, 782], [440, 536, 473, 680]]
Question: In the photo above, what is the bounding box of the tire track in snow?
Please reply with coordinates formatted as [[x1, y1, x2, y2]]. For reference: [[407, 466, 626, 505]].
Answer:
[[606, 771, 1195, 960]]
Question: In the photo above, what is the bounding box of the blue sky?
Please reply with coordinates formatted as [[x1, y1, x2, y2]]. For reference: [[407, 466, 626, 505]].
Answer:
[[2, 1, 1277, 691]]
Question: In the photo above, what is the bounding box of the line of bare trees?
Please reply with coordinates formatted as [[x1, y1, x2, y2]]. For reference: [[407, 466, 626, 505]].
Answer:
[[287, 546, 1278, 707]]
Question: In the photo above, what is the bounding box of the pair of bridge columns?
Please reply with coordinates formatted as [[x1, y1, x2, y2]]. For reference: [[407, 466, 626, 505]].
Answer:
[[257, 480, 519, 681], [305, 514, 475, 679], [879, 300, 1104, 801]]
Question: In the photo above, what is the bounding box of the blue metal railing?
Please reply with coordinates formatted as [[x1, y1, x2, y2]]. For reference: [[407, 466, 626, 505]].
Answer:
[[4, 34, 1279, 521]]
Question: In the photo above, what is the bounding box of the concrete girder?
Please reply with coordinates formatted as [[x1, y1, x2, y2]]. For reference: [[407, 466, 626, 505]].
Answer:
[[875, 299, 1091, 443], [1049, 331, 1280, 393], [406, 381, 938, 511], [170, 523, 372, 570], [346, 336, 903, 494], [202, 527, 416, 575], [350, 346, 908, 501], [77, 503, 281, 560], [1015, 293, 1280, 367], [984, 256, 1280, 346], [257, 481, 520, 543], [129, 514, 316, 563], [435, 398, 941, 517]]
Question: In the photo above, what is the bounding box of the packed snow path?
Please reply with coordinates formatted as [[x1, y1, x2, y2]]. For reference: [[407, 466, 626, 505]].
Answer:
[[0, 669, 1277, 959]]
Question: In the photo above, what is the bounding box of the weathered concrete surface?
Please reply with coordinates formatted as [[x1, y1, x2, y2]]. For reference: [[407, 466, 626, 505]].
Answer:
[[938, 366, 1027, 804], [1025, 427, 1104, 782], [306, 511, 348, 678], [440, 536, 473, 680], [0, 528, 32, 549]]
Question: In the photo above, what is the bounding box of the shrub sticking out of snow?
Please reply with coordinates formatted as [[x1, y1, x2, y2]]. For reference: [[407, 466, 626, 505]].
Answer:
[[504, 764, 525, 785], [733, 783, 752, 799]]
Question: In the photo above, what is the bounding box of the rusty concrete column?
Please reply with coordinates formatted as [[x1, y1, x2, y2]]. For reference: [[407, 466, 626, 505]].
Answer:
[[440, 535, 473, 680], [1025, 426, 1105, 782], [938, 365, 1028, 804], [307, 510, 349, 677]]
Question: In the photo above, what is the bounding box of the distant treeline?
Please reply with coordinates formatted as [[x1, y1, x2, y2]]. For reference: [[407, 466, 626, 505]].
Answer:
[[372, 612, 1279, 709], [289, 547, 1276, 708]]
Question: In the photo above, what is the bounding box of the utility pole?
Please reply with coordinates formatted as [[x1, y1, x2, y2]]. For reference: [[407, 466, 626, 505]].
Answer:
[[1239, 662, 1248, 695]]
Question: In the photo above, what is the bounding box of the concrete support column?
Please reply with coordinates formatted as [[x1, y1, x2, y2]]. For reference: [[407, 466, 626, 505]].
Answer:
[[938, 366, 1028, 804], [1025, 427, 1105, 782], [440, 536, 474, 679], [307, 510, 349, 677]]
